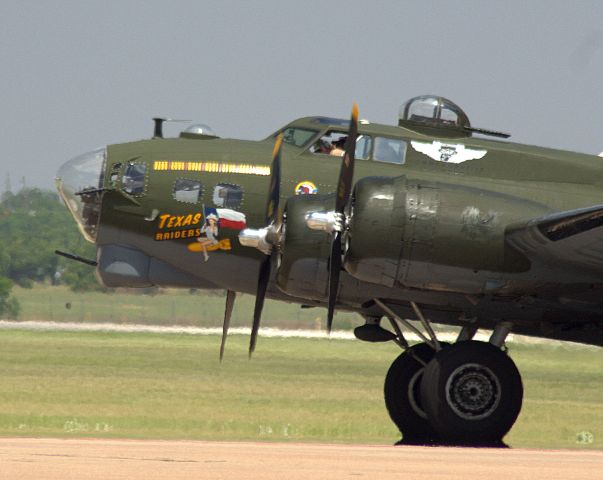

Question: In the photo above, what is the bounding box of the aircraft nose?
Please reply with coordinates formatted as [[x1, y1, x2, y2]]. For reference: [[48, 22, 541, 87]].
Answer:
[[56, 147, 106, 242]]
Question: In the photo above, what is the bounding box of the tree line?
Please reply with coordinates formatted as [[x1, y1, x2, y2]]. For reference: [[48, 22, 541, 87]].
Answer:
[[0, 188, 102, 317]]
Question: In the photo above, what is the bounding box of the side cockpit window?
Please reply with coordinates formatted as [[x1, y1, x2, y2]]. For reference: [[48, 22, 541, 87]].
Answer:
[[213, 183, 243, 209], [309, 131, 348, 156], [173, 179, 202, 204], [355, 135, 372, 160], [310, 131, 372, 160], [122, 163, 147, 195], [373, 137, 407, 164]]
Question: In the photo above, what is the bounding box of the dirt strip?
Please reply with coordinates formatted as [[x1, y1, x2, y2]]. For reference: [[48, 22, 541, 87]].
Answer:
[[1, 438, 602, 480]]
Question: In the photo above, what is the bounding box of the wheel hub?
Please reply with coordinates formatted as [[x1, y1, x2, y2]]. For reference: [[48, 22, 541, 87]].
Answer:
[[445, 363, 501, 421]]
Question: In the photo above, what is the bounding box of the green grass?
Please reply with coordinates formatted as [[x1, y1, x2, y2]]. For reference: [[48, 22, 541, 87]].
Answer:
[[0, 329, 601, 449], [10, 284, 361, 330]]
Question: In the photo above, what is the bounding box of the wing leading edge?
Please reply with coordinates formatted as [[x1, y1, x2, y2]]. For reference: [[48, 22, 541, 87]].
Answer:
[[506, 205, 603, 273]]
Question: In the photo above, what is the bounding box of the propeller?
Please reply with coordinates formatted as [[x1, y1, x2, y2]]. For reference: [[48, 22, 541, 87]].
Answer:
[[219, 290, 236, 362], [326, 103, 359, 333], [248, 134, 283, 357]]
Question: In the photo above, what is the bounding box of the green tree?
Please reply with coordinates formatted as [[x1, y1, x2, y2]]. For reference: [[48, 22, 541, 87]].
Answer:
[[0, 188, 101, 291], [0, 275, 19, 318]]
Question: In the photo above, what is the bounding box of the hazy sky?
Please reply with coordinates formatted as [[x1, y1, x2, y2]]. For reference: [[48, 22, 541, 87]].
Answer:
[[1, 1, 602, 189]]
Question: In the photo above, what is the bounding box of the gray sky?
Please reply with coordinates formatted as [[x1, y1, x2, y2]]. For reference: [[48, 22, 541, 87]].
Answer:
[[1, 0, 602, 190]]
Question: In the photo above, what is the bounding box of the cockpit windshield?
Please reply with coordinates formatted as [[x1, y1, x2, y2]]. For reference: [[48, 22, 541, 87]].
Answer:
[[281, 127, 317, 147], [56, 147, 106, 243]]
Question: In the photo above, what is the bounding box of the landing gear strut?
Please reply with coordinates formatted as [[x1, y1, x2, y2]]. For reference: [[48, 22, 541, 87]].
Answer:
[[371, 299, 523, 446]]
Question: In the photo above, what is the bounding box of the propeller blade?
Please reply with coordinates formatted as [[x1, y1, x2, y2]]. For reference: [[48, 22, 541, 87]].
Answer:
[[326, 231, 342, 333], [248, 134, 283, 357], [266, 133, 283, 225], [335, 103, 358, 213], [249, 256, 271, 357], [326, 103, 359, 334], [219, 290, 236, 362]]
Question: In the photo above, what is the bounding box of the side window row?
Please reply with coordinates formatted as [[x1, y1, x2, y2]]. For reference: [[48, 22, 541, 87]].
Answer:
[[120, 164, 243, 208], [310, 132, 407, 165], [173, 180, 243, 208]]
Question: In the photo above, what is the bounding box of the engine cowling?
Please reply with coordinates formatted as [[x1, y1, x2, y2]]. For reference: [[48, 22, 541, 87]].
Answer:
[[343, 176, 538, 290], [275, 194, 333, 301]]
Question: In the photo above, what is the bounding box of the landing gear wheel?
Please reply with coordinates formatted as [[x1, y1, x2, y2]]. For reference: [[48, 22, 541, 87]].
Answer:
[[420, 341, 523, 445], [384, 343, 439, 444]]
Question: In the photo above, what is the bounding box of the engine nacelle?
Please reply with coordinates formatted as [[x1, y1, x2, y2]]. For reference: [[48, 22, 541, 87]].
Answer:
[[344, 176, 537, 291], [276, 194, 333, 301]]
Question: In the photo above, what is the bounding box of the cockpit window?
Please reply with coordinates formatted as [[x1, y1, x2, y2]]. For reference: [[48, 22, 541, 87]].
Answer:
[[355, 135, 372, 160], [310, 131, 347, 156], [310, 131, 371, 160], [309, 117, 350, 126], [281, 127, 317, 147], [122, 163, 147, 195], [373, 137, 407, 164], [173, 179, 202, 204]]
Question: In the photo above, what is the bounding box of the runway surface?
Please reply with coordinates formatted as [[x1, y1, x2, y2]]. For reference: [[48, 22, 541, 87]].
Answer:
[[2, 438, 602, 480]]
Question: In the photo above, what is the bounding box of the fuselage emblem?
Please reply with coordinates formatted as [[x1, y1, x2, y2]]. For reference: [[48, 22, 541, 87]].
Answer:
[[411, 140, 487, 163], [295, 181, 318, 195], [186, 207, 247, 261]]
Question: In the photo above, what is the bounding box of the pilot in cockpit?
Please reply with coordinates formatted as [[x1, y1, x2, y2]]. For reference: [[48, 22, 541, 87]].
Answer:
[[313, 138, 332, 154], [311, 133, 347, 156], [329, 137, 346, 156]]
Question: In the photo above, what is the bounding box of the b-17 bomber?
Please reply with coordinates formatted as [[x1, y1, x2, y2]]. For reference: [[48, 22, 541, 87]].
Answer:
[[56, 95, 603, 445]]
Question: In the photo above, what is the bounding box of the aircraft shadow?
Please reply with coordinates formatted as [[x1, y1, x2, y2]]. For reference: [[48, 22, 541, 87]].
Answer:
[[395, 438, 510, 449]]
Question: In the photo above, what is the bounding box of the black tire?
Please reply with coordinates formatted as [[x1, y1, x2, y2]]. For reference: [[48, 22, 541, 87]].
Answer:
[[384, 343, 439, 443], [420, 341, 523, 445]]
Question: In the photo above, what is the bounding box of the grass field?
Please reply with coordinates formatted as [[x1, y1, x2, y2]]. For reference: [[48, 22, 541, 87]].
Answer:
[[11, 285, 361, 330], [1, 328, 602, 449]]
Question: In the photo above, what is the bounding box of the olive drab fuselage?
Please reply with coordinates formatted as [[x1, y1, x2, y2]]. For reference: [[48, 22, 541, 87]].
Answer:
[[57, 106, 603, 347]]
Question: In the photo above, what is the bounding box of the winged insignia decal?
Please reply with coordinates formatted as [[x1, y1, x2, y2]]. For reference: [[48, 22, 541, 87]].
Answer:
[[411, 140, 487, 163]]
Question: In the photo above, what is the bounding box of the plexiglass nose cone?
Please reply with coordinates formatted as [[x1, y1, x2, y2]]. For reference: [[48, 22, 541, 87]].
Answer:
[[56, 147, 106, 242]]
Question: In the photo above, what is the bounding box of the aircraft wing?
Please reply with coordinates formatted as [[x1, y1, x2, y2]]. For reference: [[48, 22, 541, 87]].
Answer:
[[506, 205, 603, 273]]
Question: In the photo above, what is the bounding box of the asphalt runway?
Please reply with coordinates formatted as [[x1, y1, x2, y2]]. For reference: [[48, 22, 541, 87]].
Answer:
[[2, 438, 602, 480]]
